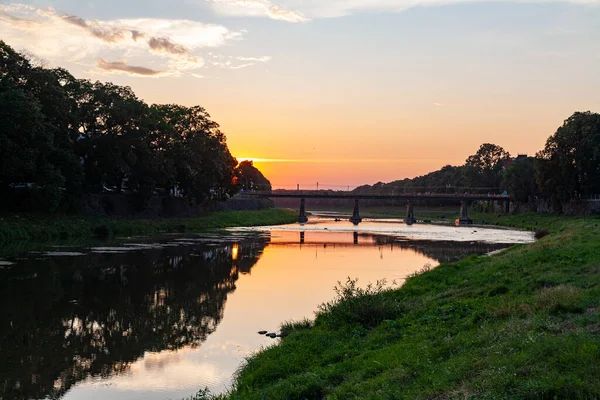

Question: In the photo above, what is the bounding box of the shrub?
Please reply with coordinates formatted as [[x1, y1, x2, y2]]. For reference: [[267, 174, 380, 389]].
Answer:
[[316, 277, 403, 329]]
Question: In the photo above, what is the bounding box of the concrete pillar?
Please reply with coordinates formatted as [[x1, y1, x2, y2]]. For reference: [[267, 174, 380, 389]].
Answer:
[[405, 200, 417, 225], [455, 200, 473, 226], [299, 198, 308, 223], [349, 198, 362, 225], [300, 231, 305, 244], [353, 231, 358, 245]]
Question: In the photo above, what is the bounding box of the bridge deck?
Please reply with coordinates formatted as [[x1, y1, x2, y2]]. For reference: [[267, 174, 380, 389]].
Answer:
[[242, 192, 510, 202]]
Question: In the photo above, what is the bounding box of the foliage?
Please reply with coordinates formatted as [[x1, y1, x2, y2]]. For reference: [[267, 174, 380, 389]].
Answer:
[[0, 40, 263, 213], [536, 111, 600, 209], [237, 160, 272, 191], [222, 215, 600, 399], [501, 156, 538, 203], [465, 143, 511, 188]]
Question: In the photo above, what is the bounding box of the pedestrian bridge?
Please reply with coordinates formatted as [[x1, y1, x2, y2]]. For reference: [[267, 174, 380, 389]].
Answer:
[[242, 191, 511, 226]]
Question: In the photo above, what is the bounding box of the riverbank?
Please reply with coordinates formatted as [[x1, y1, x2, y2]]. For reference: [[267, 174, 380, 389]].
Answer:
[[200, 214, 600, 399], [0, 209, 297, 245]]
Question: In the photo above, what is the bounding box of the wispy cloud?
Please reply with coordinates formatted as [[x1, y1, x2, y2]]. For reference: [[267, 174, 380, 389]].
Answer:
[[206, 0, 308, 22], [97, 59, 165, 76], [61, 14, 129, 43], [207, 0, 600, 20], [207, 53, 272, 70], [229, 63, 256, 69], [0, 3, 266, 77], [236, 56, 272, 62]]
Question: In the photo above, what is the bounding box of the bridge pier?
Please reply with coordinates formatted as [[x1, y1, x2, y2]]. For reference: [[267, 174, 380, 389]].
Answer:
[[300, 231, 305, 244], [349, 199, 362, 225], [298, 198, 308, 223], [405, 200, 416, 225], [353, 231, 358, 244], [455, 201, 473, 226]]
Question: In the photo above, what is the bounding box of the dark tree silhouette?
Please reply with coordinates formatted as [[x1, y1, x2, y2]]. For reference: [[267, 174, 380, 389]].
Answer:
[[536, 111, 600, 209], [237, 160, 272, 191], [0, 40, 263, 213]]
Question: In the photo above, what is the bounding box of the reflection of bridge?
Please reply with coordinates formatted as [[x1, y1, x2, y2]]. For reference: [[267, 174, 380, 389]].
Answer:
[[245, 191, 511, 226], [275, 231, 508, 262]]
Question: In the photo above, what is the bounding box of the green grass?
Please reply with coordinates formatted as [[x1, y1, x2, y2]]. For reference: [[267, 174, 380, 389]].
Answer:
[[0, 208, 297, 245], [194, 214, 600, 399]]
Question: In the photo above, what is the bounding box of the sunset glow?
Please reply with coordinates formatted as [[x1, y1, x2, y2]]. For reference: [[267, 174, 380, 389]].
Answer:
[[2, 0, 598, 187]]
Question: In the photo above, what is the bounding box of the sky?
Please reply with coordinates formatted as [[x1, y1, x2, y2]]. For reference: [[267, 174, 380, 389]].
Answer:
[[1, 0, 599, 189]]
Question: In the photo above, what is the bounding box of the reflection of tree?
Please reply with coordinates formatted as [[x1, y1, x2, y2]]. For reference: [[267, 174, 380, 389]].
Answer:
[[0, 237, 268, 400], [370, 235, 508, 263]]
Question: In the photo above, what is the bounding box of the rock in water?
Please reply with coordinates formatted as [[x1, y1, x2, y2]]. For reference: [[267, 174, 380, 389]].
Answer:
[[258, 331, 268, 335], [267, 333, 277, 338]]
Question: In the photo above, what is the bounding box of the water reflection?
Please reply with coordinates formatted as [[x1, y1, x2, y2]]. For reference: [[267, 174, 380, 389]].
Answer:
[[0, 235, 268, 400], [0, 226, 516, 400]]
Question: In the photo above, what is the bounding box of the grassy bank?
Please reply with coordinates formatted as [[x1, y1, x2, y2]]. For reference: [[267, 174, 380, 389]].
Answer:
[[0, 208, 297, 244], [201, 214, 600, 399]]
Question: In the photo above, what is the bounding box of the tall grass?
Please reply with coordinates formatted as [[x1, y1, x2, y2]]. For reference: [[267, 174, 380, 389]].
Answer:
[[0, 209, 297, 245]]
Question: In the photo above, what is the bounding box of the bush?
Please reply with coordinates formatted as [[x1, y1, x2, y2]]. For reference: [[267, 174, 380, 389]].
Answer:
[[316, 278, 403, 329]]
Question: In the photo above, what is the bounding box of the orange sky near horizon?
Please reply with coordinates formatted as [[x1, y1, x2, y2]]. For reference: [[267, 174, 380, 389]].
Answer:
[[130, 66, 595, 189], [2, 1, 598, 189]]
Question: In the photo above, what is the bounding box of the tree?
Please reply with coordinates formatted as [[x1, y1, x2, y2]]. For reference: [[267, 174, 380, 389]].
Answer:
[[0, 40, 246, 213], [536, 111, 600, 208], [237, 161, 272, 191], [465, 143, 511, 188], [501, 157, 538, 203]]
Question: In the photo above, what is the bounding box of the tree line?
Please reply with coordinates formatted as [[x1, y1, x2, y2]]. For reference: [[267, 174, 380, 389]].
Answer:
[[0, 41, 270, 213], [354, 111, 600, 211]]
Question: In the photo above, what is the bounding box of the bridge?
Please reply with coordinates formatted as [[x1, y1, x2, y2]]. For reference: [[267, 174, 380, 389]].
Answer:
[[243, 191, 511, 226]]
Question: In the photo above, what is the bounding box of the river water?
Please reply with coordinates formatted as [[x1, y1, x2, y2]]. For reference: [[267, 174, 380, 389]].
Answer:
[[0, 217, 534, 400]]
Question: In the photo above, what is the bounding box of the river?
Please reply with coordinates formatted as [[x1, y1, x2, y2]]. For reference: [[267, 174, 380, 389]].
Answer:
[[0, 217, 534, 400]]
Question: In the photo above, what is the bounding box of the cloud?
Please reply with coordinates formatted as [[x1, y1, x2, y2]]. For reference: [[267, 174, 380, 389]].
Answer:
[[148, 36, 188, 56], [206, 53, 271, 69], [207, 0, 600, 20], [0, 3, 253, 77], [97, 59, 165, 76], [236, 56, 272, 62], [267, 4, 308, 22], [229, 62, 256, 69], [206, 0, 309, 22], [0, 11, 40, 28], [61, 14, 128, 43]]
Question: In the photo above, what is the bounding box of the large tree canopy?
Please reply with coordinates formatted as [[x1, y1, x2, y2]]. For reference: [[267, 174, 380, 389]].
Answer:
[[0, 40, 260, 212], [536, 111, 600, 208], [464, 143, 511, 188]]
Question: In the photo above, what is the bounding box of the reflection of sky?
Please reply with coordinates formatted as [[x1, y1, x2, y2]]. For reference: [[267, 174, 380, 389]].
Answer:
[[234, 218, 535, 244], [61, 222, 527, 399]]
